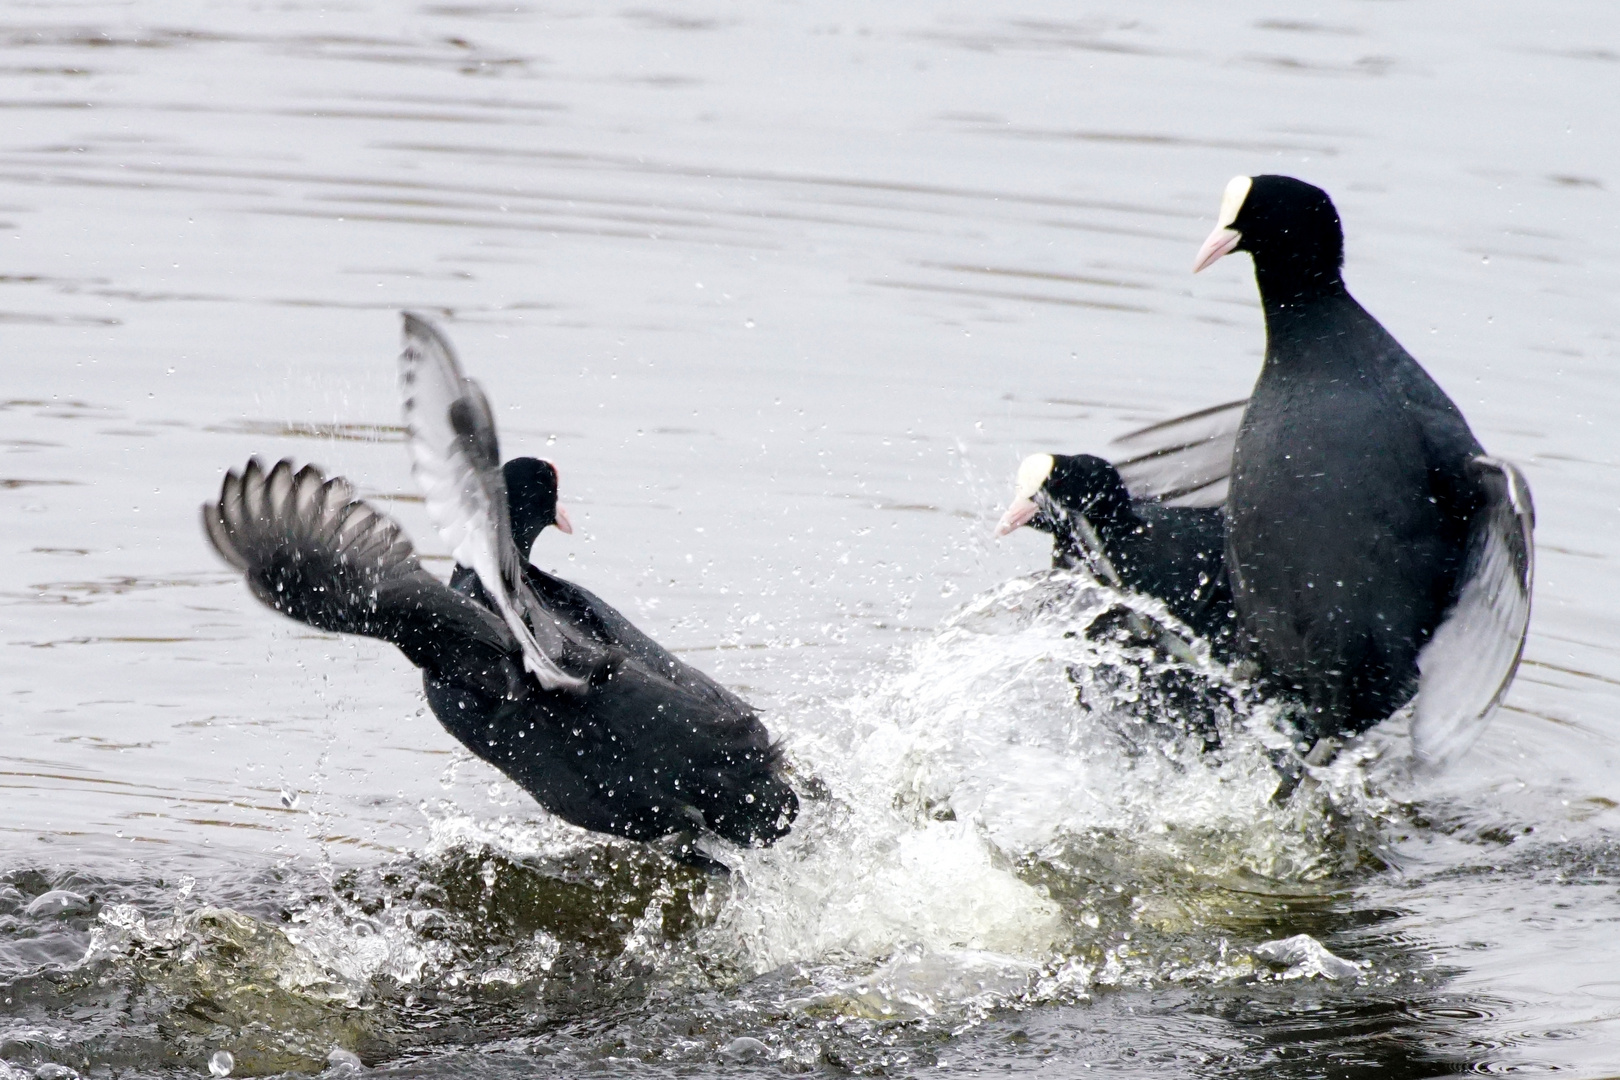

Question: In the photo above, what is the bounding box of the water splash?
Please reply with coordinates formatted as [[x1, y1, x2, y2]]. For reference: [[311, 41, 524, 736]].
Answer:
[[83, 903, 381, 1072], [1253, 934, 1366, 980], [697, 571, 1393, 1014]]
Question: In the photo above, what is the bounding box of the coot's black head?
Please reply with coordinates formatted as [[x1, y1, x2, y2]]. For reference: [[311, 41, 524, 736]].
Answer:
[[1193, 175, 1345, 304], [504, 456, 573, 556], [994, 453, 1132, 538]]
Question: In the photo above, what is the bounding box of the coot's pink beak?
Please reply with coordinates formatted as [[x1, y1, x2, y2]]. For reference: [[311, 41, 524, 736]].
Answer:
[[1193, 227, 1242, 273], [552, 503, 574, 535], [994, 497, 1040, 538]]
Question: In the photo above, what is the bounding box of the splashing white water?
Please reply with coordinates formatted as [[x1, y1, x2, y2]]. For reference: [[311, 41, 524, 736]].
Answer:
[[695, 572, 1390, 1008]]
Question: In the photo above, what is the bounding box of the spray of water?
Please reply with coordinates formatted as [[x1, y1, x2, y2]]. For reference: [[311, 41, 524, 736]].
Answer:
[[677, 571, 1392, 1016]]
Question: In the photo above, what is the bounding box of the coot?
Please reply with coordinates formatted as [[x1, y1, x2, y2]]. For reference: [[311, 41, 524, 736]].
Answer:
[[1193, 175, 1534, 764], [995, 451, 1233, 648], [202, 315, 797, 858]]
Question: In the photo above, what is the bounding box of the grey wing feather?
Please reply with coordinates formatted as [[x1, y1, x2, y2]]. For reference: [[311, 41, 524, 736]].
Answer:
[[1111, 398, 1247, 508], [1412, 456, 1535, 768], [202, 458, 522, 699], [399, 311, 585, 692]]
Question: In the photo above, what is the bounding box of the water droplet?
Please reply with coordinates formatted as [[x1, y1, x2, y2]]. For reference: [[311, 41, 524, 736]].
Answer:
[[743, 319, 755, 328], [279, 789, 299, 810], [326, 1047, 362, 1073], [719, 1037, 771, 1064], [25, 889, 89, 918], [209, 1050, 234, 1077]]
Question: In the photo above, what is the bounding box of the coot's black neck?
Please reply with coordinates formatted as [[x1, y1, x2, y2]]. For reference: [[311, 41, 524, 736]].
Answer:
[[1079, 498, 1139, 539], [1255, 264, 1362, 370], [1058, 499, 1139, 562], [1254, 255, 1348, 322], [1050, 485, 1138, 540]]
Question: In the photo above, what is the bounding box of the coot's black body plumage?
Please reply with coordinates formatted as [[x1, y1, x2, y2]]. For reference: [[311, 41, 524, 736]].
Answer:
[[999, 453, 1234, 648], [1195, 175, 1533, 749], [425, 463, 794, 847]]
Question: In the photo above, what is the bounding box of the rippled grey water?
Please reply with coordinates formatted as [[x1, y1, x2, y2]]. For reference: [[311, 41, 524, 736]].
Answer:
[[3, 1, 1619, 1076]]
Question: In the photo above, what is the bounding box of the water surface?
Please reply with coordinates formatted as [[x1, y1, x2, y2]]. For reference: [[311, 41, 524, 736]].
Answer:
[[2, 1, 1619, 1076]]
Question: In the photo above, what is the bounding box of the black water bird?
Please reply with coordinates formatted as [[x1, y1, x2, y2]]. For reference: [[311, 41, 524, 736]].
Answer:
[[203, 315, 797, 859], [1193, 174, 1534, 764], [995, 451, 1234, 649]]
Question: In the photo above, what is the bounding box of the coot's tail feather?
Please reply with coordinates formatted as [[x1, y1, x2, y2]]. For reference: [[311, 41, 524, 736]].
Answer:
[[704, 770, 797, 846], [682, 728, 798, 846], [203, 457, 523, 699]]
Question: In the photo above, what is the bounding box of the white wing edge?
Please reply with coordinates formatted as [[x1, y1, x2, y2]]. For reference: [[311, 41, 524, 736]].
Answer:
[[1411, 456, 1535, 769], [399, 312, 585, 693], [1110, 398, 1247, 507]]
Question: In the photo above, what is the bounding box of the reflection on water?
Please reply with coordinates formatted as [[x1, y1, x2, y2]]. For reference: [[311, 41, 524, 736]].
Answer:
[[2, 0, 1619, 1075]]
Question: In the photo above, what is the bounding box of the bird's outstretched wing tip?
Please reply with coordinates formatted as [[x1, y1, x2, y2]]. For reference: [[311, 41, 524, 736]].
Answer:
[[1108, 397, 1248, 448], [1411, 456, 1535, 769], [1110, 398, 1246, 506], [399, 311, 466, 386], [203, 455, 423, 600], [400, 309, 440, 340]]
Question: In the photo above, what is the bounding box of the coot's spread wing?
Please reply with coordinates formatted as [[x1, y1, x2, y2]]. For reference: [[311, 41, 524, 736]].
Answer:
[[1412, 457, 1535, 768], [399, 312, 584, 691], [1111, 398, 1246, 507], [202, 458, 522, 699]]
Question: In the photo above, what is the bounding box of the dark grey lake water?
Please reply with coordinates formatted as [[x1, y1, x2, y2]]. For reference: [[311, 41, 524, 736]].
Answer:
[[2, 2, 1619, 1076]]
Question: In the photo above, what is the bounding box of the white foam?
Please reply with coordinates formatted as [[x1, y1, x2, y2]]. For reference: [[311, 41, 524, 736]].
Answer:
[[1253, 934, 1366, 980]]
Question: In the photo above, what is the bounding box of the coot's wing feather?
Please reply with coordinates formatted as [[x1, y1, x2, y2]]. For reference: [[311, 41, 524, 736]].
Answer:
[[1110, 398, 1247, 507], [399, 312, 584, 692], [1412, 457, 1535, 768], [202, 458, 522, 699], [522, 564, 755, 716]]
